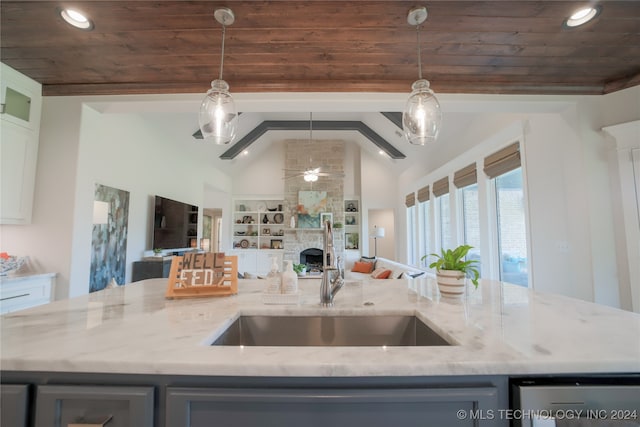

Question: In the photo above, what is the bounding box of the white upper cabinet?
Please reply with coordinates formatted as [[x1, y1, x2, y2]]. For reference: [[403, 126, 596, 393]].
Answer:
[[1, 63, 42, 224]]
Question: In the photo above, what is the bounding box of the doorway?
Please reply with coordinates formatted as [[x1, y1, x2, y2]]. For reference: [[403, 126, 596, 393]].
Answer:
[[203, 208, 223, 252]]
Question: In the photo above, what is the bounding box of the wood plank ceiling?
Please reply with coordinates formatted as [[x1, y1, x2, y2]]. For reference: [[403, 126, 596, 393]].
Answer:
[[1, 1, 639, 97]]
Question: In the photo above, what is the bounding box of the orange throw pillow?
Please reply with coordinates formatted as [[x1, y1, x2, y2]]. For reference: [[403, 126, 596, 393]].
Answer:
[[371, 268, 392, 279], [352, 261, 374, 273]]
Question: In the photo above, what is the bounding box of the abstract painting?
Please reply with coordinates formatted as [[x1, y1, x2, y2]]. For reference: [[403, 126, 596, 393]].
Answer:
[[90, 183, 130, 292], [297, 191, 327, 228]]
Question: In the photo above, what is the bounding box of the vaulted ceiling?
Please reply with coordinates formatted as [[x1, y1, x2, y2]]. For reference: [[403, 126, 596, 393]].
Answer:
[[2, 1, 639, 97]]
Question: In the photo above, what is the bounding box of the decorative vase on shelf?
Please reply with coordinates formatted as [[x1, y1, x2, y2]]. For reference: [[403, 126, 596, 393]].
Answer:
[[290, 215, 296, 228], [263, 214, 269, 224]]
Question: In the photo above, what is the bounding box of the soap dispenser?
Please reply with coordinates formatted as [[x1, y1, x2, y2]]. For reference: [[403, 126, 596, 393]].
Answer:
[[282, 260, 298, 294], [264, 257, 282, 294]]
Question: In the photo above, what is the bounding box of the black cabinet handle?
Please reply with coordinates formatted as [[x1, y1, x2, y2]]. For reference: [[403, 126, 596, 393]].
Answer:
[[0, 293, 30, 301]]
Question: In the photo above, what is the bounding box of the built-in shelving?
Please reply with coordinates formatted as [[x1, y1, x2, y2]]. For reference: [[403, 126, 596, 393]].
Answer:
[[344, 199, 360, 250], [232, 199, 286, 250]]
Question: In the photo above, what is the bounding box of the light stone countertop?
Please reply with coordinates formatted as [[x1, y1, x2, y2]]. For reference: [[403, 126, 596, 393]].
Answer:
[[1, 277, 639, 377]]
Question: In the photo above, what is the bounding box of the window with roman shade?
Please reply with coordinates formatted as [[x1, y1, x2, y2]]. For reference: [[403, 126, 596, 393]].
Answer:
[[405, 192, 416, 207], [453, 163, 477, 188], [483, 142, 521, 178], [417, 186, 430, 203], [432, 177, 449, 197]]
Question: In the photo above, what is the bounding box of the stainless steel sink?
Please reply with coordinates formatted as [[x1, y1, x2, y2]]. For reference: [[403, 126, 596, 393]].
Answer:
[[211, 315, 452, 347]]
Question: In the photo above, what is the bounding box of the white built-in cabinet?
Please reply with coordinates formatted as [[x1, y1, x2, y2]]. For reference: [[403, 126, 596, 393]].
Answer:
[[229, 250, 284, 277], [0, 273, 56, 314], [0, 62, 42, 224]]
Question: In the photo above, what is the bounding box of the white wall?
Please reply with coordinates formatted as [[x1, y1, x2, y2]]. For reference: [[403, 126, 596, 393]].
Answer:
[[523, 113, 595, 302], [229, 140, 286, 196], [360, 149, 399, 257]]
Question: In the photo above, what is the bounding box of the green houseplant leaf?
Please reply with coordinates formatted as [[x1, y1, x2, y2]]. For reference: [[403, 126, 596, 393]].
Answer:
[[293, 263, 306, 274], [421, 244, 480, 288]]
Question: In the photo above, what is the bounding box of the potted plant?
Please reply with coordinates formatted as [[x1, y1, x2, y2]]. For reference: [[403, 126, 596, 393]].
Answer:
[[422, 245, 479, 298], [293, 263, 307, 277], [333, 222, 343, 229]]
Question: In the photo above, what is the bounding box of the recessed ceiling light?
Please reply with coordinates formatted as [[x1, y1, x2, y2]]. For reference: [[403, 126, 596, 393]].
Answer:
[[563, 5, 601, 28], [242, 150, 250, 156], [60, 8, 94, 30]]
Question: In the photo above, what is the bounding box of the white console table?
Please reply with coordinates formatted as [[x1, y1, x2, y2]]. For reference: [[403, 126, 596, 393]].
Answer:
[[0, 273, 56, 314]]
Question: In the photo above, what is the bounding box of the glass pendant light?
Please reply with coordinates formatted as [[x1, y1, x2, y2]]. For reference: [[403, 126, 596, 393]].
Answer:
[[402, 6, 442, 145], [199, 8, 237, 145]]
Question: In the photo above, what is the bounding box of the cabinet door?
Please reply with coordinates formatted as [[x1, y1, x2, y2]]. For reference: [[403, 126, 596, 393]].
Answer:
[[0, 120, 37, 224], [166, 386, 499, 427], [34, 385, 154, 427], [232, 251, 257, 275], [1, 384, 29, 427], [132, 260, 172, 281], [1, 63, 42, 131]]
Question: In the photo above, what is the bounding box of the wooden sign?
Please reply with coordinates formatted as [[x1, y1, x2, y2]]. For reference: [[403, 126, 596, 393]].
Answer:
[[165, 253, 238, 299]]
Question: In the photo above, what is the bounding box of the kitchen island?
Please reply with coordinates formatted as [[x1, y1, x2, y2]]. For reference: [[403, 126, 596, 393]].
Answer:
[[2, 277, 639, 426]]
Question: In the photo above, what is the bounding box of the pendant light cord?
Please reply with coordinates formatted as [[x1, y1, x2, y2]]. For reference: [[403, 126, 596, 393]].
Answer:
[[416, 24, 423, 80], [309, 112, 313, 168], [219, 24, 226, 80]]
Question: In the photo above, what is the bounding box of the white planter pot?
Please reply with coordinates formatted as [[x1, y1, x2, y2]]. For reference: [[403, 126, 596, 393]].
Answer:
[[436, 270, 466, 298]]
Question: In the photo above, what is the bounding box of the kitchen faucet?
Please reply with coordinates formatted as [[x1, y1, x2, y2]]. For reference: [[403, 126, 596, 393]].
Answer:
[[320, 219, 344, 307]]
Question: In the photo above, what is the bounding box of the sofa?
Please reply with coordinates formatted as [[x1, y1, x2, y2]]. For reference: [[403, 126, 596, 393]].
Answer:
[[344, 257, 429, 281]]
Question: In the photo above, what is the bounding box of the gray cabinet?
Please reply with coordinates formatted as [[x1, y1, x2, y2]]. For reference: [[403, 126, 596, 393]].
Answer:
[[1, 384, 29, 427], [132, 259, 172, 281], [34, 385, 154, 427], [166, 386, 499, 427]]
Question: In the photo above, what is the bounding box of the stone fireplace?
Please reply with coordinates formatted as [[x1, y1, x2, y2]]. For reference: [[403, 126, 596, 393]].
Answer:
[[283, 139, 345, 266], [300, 248, 324, 272]]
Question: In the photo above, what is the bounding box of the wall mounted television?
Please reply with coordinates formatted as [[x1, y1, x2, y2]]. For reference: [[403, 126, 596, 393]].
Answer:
[[152, 195, 198, 250]]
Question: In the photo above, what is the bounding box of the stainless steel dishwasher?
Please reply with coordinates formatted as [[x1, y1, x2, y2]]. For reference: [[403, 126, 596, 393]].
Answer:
[[511, 376, 640, 427]]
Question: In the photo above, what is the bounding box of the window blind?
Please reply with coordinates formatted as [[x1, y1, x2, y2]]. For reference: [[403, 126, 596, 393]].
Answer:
[[405, 192, 416, 207], [483, 142, 521, 178], [453, 163, 477, 188], [417, 186, 430, 203], [432, 177, 449, 197]]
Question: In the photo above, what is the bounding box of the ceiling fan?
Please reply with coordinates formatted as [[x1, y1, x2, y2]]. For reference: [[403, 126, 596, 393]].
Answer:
[[283, 113, 345, 182], [283, 166, 336, 182]]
